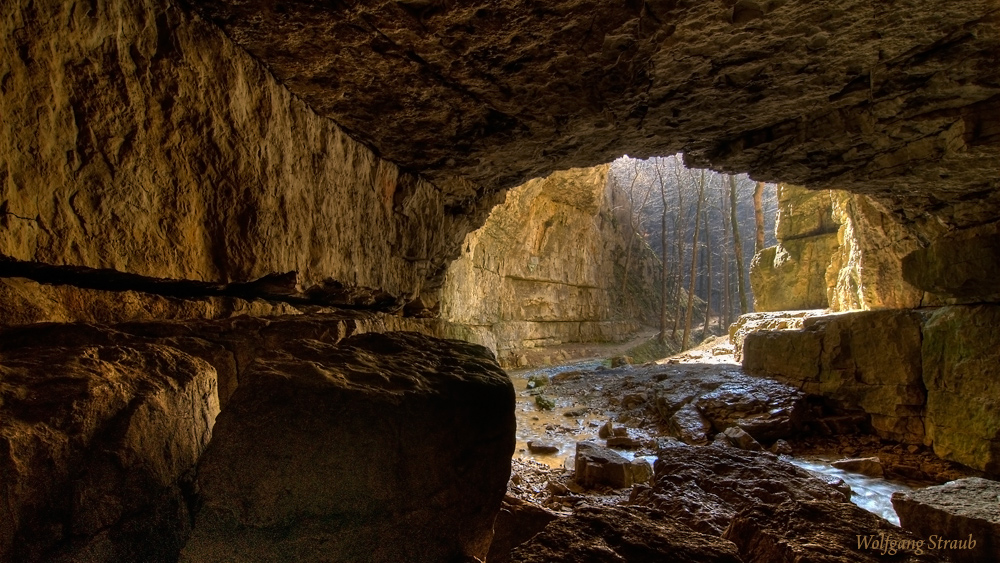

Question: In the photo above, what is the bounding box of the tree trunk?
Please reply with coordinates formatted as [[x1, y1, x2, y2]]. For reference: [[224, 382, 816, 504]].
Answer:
[[683, 170, 706, 350], [701, 202, 712, 342], [620, 160, 654, 301], [754, 181, 765, 254], [671, 157, 686, 340], [720, 181, 731, 329], [655, 160, 670, 344], [729, 174, 748, 315]]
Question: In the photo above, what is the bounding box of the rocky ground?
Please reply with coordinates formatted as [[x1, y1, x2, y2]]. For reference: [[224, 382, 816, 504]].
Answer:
[[495, 335, 983, 562]]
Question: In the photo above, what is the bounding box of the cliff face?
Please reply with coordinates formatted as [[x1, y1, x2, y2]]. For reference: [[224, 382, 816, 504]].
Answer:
[[1, 0, 494, 308], [440, 166, 659, 365], [751, 184, 924, 313]]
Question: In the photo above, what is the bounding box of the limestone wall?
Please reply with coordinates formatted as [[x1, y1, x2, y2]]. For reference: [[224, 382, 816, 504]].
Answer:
[[751, 184, 924, 313], [743, 305, 1000, 474], [1, 0, 487, 306], [440, 166, 659, 365]]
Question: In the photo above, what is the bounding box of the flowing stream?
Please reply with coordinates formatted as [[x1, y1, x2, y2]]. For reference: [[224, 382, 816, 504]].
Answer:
[[509, 361, 918, 525]]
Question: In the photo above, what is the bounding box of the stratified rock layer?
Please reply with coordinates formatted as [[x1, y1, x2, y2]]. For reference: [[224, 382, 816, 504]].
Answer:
[[893, 477, 1000, 563], [0, 343, 219, 563], [751, 184, 925, 313], [180, 332, 515, 563], [440, 166, 658, 365]]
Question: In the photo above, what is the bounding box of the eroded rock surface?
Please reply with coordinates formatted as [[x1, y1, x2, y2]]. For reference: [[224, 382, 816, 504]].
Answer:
[[1, 0, 492, 307], [193, 0, 1000, 239], [893, 477, 1000, 563], [922, 306, 1000, 473], [508, 506, 743, 563], [629, 445, 848, 536], [0, 343, 219, 563], [726, 500, 951, 563], [181, 332, 515, 563]]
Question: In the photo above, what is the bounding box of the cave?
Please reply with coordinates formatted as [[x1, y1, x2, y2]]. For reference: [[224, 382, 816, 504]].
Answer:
[[2, 0, 999, 561]]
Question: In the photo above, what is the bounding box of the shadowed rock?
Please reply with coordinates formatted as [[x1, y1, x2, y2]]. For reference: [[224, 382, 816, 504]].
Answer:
[[725, 500, 951, 563], [509, 506, 743, 563], [893, 477, 1000, 563], [180, 332, 515, 563], [630, 445, 848, 535], [0, 344, 220, 563]]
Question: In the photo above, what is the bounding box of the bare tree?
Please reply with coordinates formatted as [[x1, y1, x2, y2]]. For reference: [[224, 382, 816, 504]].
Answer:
[[653, 159, 671, 344], [729, 174, 748, 315], [754, 181, 766, 254], [621, 159, 654, 299], [683, 169, 706, 349], [701, 195, 713, 342], [670, 156, 687, 340]]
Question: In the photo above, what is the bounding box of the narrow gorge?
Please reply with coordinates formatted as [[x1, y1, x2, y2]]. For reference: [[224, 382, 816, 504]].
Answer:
[[2, 0, 999, 562]]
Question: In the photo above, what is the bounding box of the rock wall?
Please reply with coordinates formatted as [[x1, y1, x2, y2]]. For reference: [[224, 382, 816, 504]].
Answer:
[[751, 184, 925, 313], [439, 165, 660, 366], [1, 0, 492, 308], [743, 305, 1000, 474]]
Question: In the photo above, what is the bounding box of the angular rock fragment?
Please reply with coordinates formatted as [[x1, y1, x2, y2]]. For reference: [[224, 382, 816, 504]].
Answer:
[[0, 344, 219, 563], [715, 426, 764, 451], [893, 477, 1000, 563], [668, 403, 713, 445], [574, 441, 650, 489], [509, 506, 743, 563], [832, 456, 885, 478], [180, 332, 515, 563]]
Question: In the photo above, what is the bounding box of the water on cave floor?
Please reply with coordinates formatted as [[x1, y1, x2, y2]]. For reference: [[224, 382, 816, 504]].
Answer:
[[508, 360, 917, 526]]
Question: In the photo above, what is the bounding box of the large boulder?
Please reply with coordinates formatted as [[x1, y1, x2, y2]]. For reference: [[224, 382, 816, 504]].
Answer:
[[630, 446, 848, 535], [696, 375, 807, 442], [728, 310, 814, 362], [921, 305, 1000, 473], [893, 477, 1000, 563], [0, 344, 220, 563], [726, 500, 951, 563], [744, 309, 926, 444], [508, 506, 743, 563], [180, 332, 515, 563]]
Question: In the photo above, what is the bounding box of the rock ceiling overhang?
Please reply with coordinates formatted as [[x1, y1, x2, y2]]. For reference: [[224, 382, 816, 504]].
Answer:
[[192, 0, 1000, 231]]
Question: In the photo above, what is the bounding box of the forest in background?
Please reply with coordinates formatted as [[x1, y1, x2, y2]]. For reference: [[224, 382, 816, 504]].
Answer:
[[608, 155, 778, 348]]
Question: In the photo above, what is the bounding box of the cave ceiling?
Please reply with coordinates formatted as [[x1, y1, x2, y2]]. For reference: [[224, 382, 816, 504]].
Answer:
[[192, 0, 1000, 232]]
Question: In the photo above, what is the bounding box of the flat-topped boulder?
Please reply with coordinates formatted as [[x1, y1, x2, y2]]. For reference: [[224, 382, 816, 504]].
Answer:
[[893, 477, 1000, 563], [180, 331, 515, 563]]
